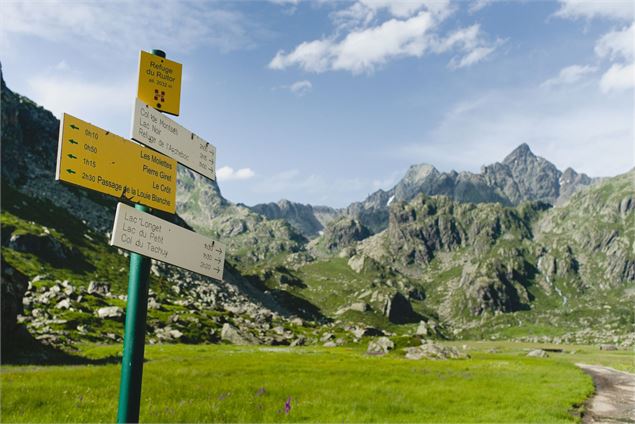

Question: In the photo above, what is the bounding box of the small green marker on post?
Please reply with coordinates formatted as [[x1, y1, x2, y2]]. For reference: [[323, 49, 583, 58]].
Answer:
[[116, 49, 166, 424]]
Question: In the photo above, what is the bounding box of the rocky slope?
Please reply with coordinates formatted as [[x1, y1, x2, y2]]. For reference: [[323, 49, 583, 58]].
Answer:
[[250, 199, 339, 239]]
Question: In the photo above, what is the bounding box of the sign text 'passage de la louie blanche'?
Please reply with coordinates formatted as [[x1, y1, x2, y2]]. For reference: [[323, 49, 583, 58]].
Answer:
[[110, 203, 226, 281], [56, 113, 177, 213], [131, 98, 216, 180], [137, 50, 182, 116]]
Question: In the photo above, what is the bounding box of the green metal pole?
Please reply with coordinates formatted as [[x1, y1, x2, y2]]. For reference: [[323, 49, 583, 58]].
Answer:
[[116, 49, 166, 423], [117, 203, 151, 423]]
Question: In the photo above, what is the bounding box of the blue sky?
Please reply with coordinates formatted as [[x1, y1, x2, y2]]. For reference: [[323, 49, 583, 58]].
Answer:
[[1, 0, 633, 207]]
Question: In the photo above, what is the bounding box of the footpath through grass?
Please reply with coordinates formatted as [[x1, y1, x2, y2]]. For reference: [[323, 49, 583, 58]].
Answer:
[[2, 343, 594, 423]]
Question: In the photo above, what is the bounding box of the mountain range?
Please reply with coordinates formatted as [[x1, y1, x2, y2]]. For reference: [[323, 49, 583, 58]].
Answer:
[[252, 143, 596, 237], [1, 67, 633, 359]]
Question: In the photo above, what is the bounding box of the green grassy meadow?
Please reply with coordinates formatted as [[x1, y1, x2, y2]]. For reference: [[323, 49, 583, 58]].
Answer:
[[1, 342, 609, 423]]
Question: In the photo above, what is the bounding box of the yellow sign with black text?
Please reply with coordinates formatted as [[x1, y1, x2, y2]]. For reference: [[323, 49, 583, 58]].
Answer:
[[56, 113, 177, 213], [137, 50, 182, 116]]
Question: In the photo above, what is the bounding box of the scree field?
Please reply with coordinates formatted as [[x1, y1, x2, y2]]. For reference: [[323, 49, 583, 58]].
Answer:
[[2, 341, 623, 423]]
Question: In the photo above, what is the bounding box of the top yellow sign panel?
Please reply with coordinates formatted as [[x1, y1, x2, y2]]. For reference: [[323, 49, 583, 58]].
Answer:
[[137, 50, 182, 116]]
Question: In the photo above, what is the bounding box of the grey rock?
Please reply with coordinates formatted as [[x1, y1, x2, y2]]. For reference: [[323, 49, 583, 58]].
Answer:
[[599, 344, 618, 351], [527, 349, 549, 358], [87, 281, 111, 296], [55, 299, 71, 309], [367, 337, 394, 355], [96, 306, 124, 319], [147, 297, 161, 310], [404, 342, 467, 360], [221, 323, 259, 345]]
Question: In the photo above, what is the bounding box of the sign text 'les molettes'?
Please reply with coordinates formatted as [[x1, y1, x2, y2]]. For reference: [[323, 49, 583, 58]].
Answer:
[[56, 113, 177, 213], [137, 51, 182, 116], [131, 98, 216, 180], [111, 203, 225, 280]]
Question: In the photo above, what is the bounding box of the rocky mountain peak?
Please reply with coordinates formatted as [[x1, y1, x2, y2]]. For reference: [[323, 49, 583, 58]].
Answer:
[[403, 163, 438, 184], [502, 143, 535, 165]]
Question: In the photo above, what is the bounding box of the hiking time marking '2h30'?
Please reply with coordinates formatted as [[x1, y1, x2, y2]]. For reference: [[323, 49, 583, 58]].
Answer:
[[56, 113, 177, 213]]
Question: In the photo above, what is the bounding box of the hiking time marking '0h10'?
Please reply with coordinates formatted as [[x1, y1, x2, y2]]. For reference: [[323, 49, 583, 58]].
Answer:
[[131, 98, 216, 180], [111, 202, 226, 281], [56, 113, 177, 213]]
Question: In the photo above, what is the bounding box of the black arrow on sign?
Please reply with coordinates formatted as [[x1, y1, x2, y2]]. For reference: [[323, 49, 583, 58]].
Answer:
[[66, 169, 76, 174], [68, 139, 78, 145], [70, 124, 79, 130], [67, 154, 78, 159]]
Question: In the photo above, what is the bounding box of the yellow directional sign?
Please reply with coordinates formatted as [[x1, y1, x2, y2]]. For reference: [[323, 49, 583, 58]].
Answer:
[[56, 113, 177, 213], [137, 50, 182, 116]]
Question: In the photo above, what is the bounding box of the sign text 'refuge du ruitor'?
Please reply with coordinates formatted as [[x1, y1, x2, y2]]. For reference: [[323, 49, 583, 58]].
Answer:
[[137, 50, 182, 116]]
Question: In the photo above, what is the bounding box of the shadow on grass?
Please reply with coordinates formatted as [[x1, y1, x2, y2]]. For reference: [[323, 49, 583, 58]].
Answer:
[[2, 326, 121, 366]]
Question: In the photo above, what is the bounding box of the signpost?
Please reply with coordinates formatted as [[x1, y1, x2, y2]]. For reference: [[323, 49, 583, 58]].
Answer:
[[137, 50, 182, 116], [131, 98, 216, 180], [56, 113, 177, 213], [55, 48, 222, 423], [111, 203, 225, 280]]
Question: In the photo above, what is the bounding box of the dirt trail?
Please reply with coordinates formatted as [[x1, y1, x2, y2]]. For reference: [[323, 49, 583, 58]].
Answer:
[[577, 363, 635, 424]]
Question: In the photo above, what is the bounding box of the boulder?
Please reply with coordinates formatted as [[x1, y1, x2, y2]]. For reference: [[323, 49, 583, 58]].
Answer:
[[404, 342, 468, 360], [367, 337, 394, 355], [290, 336, 306, 347], [599, 344, 618, 351], [55, 298, 71, 309], [147, 297, 161, 310], [383, 292, 420, 324], [87, 281, 111, 296], [320, 332, 334, 342], [415, 321, 429, 336], [415, 320, 440, 337], [527, 349, 549, 358], [221, 323, 259, 345], [96, 306, 124, 320]]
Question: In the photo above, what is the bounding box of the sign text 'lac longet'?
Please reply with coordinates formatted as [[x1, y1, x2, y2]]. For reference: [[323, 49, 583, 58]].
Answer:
[[111, 203, 225, 280], [56, 113, 177, 213], [131, 98, 216, 180]]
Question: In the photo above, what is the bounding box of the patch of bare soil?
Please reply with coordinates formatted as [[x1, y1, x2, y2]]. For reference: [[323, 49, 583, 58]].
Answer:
[[577, 363, 635, 424]]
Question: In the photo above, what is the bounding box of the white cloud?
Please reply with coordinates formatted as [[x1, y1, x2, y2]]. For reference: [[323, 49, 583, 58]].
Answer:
[[469, 0, 495, 14], [600, 62, 635, 92], [554, 0, 634, 21], [1, 1, 259, 53], [290, 80, 313, 96], [595, 24, 634, 61], [26, 74, 134, 127], [397, 86, 634, 177], [556, 6, 634, 94], [541, 64, 598, 87], [449, 45, 496, 69], [217, 166, 255, 181], [270, 5, 499, 74]]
